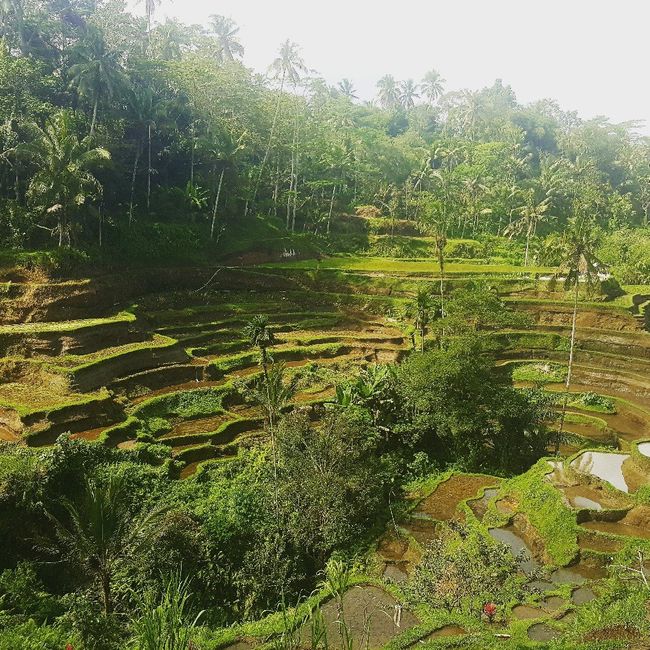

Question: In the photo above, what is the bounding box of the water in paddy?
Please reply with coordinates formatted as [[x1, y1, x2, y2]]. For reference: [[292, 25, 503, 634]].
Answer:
[[468, 487, 499, 518], [488, 526, 538, 573], [581, 520, 650, 540], [570, 451, 631, 492], [571, 495, 603, 510], [527, 623, 560, 642], [638, 442, 650, 457]]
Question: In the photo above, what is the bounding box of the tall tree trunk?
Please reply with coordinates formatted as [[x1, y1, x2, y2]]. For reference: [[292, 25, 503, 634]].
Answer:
[[556, 279, 579, 454], [524, 228, 531, 266], [89, 97, 98, 139], [327, 183, 336, 235], [190, 122, 195, 185], [146, 124, 152, 212], [210, 167, 225, 239], [100, 570, 112, 615], [248, 71, 285, 216], [129, 139, 142, 226]]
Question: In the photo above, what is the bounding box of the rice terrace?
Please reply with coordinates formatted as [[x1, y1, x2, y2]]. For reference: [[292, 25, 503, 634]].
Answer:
[[1, 0, 650, 648]]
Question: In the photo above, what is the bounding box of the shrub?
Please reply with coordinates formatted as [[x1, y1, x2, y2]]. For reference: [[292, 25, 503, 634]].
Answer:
[[354, 205, 382, 219], [408, 524, 528, 618]]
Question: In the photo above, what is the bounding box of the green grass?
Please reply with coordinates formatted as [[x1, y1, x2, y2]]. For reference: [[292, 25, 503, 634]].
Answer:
[[489, 459, 579, 566], [261, 255, 555, 275], [0, 309, 136, 335], [511, 362, 567, 384], [0, 387, 112, 418]]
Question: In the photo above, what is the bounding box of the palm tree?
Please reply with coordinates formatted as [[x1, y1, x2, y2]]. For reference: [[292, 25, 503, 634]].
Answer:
[[337, 78, 357, 100], [140, 0, 162, 38], [203, 129, 247, 239], [376, 74, 399, 110], [21, 111, 110, 246], [248, 39, 307, 215], [243, 314, 276, 381], [127, 83, 166, 216], [505, 190, 551, 266], [252, 361, 297, 434], [554, 217, 602, 454], [68, 29, 128, 138], [414, 287, 434, 352], [399, 79, 420, 109], [47, 474, 169, 615], [421, 69, 445, 104], [208, 15, 244, 62]]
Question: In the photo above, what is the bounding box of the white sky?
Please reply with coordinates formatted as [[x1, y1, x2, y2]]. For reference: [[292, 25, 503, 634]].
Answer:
[[132, 0, 650, 132]]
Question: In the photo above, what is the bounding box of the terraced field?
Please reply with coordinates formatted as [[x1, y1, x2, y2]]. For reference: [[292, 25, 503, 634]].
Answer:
[[1, 255, 649, 480], [1, 250, 650, 647]]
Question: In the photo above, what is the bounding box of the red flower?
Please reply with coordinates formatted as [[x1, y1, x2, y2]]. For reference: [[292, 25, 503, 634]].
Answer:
[[483, 602, 497, 621], [65, 645, 74, 650]]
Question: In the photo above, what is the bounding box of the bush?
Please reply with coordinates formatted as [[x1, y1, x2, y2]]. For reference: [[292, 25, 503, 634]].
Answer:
[[354, 205, 382, 219], [408, 524, 528, 618]]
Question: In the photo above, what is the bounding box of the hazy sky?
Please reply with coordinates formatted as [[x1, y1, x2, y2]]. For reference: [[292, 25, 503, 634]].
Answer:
[[132, 0, 649, 131]]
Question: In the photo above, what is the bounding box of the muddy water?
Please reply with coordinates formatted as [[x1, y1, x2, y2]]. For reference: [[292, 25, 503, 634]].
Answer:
[[528, 623, 560, 642], [488, 526, 539, 573], [638, 442, 650, 457], [572, 586, 596, 605], [161, 413, 232, 439], [301, 585, 419, 649], [468, 487, 499, 519], [581, 520, 650, 540], [561, 485, 621, 511], [570, 451, 631, 492], [415, 475, 498, 521], [512, 605, 545, 619]]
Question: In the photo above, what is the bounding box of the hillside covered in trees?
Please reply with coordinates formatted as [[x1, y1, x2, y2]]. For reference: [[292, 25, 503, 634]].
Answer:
[[1, 1, 650, 650]]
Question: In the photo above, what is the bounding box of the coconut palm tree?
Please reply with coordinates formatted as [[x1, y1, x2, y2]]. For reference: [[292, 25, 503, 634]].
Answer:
[[376, 74, 399, 110], [243, 314, 276, 381], [505, 190, 552, 266], [414, 287, 434, 352], [21, 111, 110, 246], [421, 69, 445, 104], [337, 78, 357, 100], [208, 15, 244, 62], [140, 0, 162, 38], [46, 474, 169, 615], [399, 79, 420, 109], [127, 83, 166, 216], [248, 39, 307, 215], [554, 216, 602, 454], [68, 28, 128, 138]]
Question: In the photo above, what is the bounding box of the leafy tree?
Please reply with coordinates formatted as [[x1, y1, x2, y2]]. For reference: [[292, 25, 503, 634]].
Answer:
[[275, 409, 385, 563], [46, 473, 169, 615], [68, 28, 127, 138], [396, 339, 548, 471], [20, 111, 109, 246]]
